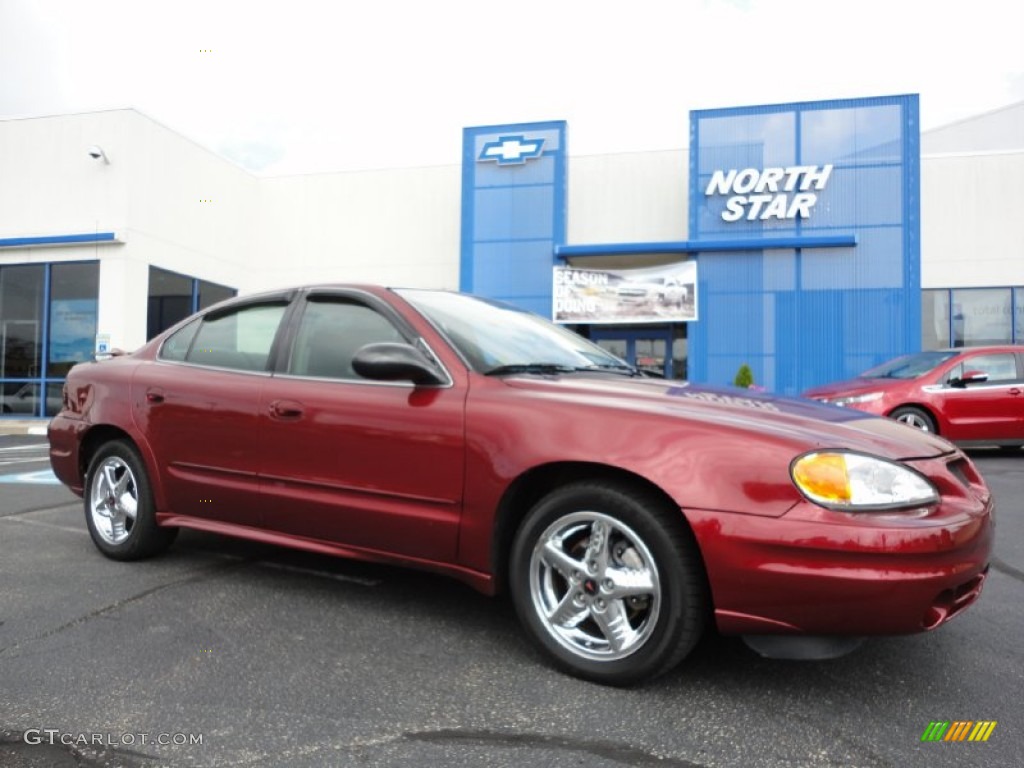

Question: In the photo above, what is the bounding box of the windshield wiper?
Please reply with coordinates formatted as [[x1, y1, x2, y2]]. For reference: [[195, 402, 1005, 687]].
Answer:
[[485, 362, 640, 377], [578, 363, 641, 377], [485, 363, 577, 376]]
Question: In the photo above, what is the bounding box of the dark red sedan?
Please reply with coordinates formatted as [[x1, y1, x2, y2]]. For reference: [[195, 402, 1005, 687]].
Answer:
[[802, 346, 1024, 445], [49, 286, 993, 685]]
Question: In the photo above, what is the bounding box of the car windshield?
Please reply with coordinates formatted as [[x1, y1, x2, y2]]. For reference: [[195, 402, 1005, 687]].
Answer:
[[396, 289, 634, 375], [859, 350, 960, 379]]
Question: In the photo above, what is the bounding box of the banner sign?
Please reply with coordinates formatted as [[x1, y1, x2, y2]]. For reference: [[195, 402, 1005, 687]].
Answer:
[[553, 260, 698, 324]]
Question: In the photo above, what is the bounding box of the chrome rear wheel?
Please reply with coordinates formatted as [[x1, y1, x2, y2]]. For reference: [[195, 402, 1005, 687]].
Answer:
[[84, 440, 177, 560]]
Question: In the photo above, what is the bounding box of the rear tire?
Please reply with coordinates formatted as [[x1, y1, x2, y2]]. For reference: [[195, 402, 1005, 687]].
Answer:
[[84, 440, 177, 560], [890, 406, 936, 433], [510, 481, 707, 686]]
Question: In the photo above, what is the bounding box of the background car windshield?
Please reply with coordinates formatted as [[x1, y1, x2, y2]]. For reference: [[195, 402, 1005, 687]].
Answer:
[[860, 350, 959, 379], [397, 289, 629, 373]]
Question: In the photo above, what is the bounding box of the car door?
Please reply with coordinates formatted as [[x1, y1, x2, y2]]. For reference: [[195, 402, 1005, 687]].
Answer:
[[936, 351, 1024, 441], [257, 291, 466, 562], [133, 298, 290, 526]]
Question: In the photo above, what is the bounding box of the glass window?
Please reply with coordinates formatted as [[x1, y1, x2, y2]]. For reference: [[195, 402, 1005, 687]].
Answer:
[[2, 382, 39, 416], [147, 267, 194, 340], [288, 300, 405, 380], [45, 382, 64, 418], [198, 280, 236, 310], [158, 317, 201, 361], [0, 264, 45, 381], [921, 289, 951, 350], [1015, 288, 1024, 342], [399, 289, 628, 374], [48, 262, 99, 377], [958, 353, 1020, 384], [951, 289, 1012, 347], [187, 303, 287, 371]]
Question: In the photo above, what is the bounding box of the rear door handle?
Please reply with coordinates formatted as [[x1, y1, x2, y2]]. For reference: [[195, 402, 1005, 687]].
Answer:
[[146, 388, 165, 404], [269, 399, 304, 420]]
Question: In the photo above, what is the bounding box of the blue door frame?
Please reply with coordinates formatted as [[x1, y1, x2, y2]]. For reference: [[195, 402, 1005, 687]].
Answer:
[[589, 326, 676, 378]]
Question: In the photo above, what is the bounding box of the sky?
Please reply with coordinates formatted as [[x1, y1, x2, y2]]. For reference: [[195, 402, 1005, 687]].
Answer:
[[1, 0, 1022, 176]]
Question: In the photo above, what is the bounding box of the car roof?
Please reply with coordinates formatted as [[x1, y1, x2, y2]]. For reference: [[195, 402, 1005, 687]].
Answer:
[[936, 345, 1024, 354]]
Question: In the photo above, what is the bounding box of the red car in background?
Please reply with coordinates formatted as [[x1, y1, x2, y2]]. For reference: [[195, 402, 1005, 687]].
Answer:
[[803, 346, 1024, 446], [48, 286, 993, 685]]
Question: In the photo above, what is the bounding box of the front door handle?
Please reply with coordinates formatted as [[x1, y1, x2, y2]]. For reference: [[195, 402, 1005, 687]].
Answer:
[[269, 399, 304, 420], [146, 388, 165, 404]]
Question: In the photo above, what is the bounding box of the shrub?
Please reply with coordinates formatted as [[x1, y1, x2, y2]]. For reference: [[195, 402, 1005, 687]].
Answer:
[[734, 363, 754, 388]]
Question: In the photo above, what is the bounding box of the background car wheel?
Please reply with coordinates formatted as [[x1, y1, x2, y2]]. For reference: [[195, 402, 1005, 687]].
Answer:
[[510, 481, 707, 686], [84, 440, 177, 560], [890, 406, 937, 433]]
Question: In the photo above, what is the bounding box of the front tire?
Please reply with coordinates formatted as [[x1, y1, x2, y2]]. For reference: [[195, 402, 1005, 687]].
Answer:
[[510, 481, 707, 686], [84, 440, 177, 560]]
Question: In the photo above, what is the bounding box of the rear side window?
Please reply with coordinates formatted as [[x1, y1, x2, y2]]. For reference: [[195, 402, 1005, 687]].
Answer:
[[158, 317, 201, 361], [186, 303, 287, 372], [287, 300, 405, 380]]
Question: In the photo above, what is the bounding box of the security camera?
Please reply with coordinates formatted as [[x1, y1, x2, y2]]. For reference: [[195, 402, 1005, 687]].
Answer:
[[87, 145, 110, 164]]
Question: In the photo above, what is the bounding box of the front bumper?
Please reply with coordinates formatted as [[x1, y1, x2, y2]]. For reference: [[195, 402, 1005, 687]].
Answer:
[[689, 452, 994, 636]]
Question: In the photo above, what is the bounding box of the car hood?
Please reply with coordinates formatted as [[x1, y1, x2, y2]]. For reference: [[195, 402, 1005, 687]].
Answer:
[[802, 376, 910, 399], [499, 375, 953, 460]]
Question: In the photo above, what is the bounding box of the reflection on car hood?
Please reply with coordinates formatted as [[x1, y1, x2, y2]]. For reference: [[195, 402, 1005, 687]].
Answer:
[[500, 375, 953, 460], [802, 377, 910, 398]]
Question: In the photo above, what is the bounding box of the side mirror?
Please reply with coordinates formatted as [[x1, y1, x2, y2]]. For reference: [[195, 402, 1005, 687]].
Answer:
[[951, 370, 989, 388], [351, 342, 446, 386]]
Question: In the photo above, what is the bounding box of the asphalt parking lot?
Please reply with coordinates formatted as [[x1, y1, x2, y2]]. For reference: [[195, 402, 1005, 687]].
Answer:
[[1, 434, 1021, 767]]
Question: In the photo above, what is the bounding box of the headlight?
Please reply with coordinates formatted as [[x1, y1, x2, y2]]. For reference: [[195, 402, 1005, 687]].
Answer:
[[791, 451, 939, 511], [826, 392, 882, 407]]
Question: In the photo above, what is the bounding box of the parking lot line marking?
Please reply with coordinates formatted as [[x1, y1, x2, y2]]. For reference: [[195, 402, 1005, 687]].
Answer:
[[0, 468, 60, 484], [0, 457, 53, 467], [0, 516, 86, 535]]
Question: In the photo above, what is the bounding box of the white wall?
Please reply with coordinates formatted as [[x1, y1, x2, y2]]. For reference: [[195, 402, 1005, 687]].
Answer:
[[568, 150, 688, 244], [0, 110, 129, 239], [922, 101, 1024, 155], [0, 109, 261, 350], [249, 165, 461, 293], [121, 110, 259, 296], [921, 151, 1024, 288]]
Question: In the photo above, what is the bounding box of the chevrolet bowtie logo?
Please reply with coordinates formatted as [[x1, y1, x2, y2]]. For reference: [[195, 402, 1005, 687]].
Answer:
[[478, 135, 545, 165]]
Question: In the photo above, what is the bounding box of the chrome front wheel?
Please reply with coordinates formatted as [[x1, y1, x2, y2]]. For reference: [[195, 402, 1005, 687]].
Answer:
[[529, 511, 661, 662], [511, 481, 708, 686]]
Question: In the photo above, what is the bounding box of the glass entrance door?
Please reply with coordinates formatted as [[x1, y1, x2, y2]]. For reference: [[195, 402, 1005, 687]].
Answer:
[[590, 326, 686, 379]]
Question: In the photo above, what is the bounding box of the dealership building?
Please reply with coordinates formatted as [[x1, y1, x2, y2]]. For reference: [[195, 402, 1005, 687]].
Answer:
[[1, 94, 1022, 417]]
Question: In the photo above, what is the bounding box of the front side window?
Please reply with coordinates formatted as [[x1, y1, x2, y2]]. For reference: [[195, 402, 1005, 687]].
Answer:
[[958, 353, 1019, 384], [287, 299, 405, 380], [186, 304, 286, 372]]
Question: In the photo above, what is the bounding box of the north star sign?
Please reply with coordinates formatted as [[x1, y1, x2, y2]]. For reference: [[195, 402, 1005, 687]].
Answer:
[[705, 164, 833, 222]]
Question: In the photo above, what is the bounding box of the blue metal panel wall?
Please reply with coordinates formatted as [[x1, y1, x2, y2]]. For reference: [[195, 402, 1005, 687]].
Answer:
[[688, 95, 920, 395], [460, 122, 567, 317]]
